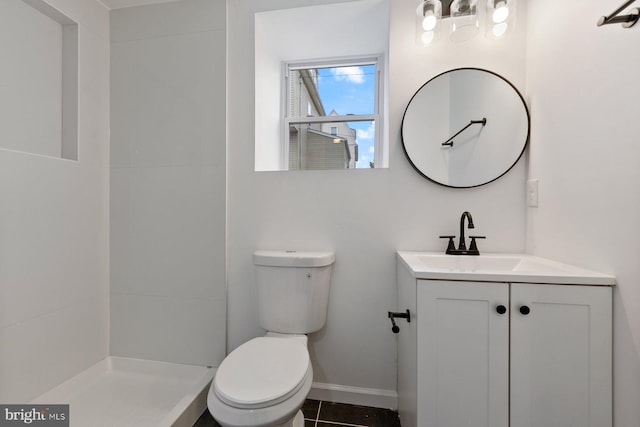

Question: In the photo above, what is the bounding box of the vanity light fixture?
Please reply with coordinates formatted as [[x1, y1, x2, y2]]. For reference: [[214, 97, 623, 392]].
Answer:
[[416, 0, 443, 45], [486, 0, 516, 39], [597, 0, 639, 28], [492, 0, 509, 22], [416, 0, 516, 46], [450, 0, 479, 42]]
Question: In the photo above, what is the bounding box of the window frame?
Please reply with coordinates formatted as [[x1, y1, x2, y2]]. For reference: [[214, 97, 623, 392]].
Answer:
[[282, 55, 384, 169]]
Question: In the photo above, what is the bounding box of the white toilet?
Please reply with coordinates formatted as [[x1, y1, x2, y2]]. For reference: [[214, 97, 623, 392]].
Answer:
[[208, 250, 335, 427]]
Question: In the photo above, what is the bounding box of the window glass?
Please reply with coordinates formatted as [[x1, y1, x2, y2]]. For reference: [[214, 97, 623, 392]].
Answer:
[[289, 64, 376, 117], [286, 61, 379, 169]]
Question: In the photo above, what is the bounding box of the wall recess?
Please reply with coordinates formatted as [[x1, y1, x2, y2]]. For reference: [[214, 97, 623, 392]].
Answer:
[[0, 0, 78, 160]]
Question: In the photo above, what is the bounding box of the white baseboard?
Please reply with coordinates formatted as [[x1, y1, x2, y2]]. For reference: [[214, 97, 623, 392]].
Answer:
[[308, 382, 398, 410]]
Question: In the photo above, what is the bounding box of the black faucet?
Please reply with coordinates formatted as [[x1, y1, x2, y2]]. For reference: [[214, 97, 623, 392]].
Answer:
[[440, 211, 486, 255], [458, 211, 473, 251]]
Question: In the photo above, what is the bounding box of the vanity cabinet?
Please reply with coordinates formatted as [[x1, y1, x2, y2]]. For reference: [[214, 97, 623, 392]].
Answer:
[[396, 265, 612, 427]]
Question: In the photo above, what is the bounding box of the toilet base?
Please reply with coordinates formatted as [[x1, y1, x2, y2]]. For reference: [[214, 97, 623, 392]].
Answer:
[[292, 410, 304, 427], [272, 409, 304, 427]]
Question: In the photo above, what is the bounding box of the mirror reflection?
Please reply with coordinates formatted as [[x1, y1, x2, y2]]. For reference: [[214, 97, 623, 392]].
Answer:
[[401, 68, 529, 188]]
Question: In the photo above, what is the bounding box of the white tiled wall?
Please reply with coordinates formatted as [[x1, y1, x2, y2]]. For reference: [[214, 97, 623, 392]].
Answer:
[[109, 0, 226, 367], [0, 0, 110, 402]]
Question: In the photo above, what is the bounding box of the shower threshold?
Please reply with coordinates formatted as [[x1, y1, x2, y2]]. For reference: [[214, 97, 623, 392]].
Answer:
[[31, 357, 215, 427]]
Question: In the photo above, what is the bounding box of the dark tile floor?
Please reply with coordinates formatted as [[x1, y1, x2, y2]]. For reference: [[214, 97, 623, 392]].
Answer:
[[193, 399, 401, 427]]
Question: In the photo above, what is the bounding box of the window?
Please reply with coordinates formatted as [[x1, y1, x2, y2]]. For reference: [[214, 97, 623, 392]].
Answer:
[[254, 0, 389, 171], [285, 57, 382, 170]]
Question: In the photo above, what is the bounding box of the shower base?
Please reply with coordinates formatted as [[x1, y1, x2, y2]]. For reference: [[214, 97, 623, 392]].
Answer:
[[32, 357, 215, 427]]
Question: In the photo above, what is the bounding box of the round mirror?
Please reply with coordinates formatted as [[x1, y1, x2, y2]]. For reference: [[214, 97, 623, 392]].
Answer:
[[401, 68, 530, 188]]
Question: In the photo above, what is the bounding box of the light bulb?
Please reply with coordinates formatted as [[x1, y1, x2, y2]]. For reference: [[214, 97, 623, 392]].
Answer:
[[492, 22, 508, 37], [421, 31, 435, 45], [492, 1, 509, 23], [422, 13, 437, 31]]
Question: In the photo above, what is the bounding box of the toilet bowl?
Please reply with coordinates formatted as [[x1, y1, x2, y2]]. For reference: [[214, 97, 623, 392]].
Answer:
[[207, 334, 311, 427], [208, 250, 334, 427]]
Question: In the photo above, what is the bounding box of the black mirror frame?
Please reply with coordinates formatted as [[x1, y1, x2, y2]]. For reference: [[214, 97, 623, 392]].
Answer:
[[401, 67, 531, 189]]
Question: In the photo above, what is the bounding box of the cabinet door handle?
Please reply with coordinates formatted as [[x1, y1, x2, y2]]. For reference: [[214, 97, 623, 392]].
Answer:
[[496, 305, 507, 314], [519, 305, 531, 315]]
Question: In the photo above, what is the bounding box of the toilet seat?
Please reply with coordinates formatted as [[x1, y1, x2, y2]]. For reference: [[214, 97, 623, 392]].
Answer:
[[214, 337, 310, 409]]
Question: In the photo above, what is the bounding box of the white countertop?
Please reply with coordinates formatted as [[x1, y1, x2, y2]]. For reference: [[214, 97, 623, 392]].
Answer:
[[397, 251, 616, 286]]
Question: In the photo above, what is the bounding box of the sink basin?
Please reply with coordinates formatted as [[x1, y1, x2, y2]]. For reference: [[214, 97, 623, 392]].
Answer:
[[398, 252, 615, 285]]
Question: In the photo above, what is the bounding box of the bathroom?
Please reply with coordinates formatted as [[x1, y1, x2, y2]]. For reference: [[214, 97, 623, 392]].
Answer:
[[0, 0, 639, 426]]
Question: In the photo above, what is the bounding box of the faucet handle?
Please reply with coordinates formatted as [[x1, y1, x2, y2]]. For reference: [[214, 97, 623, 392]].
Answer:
[[468, 236, 486, 254], [439, 235, 456, 254]]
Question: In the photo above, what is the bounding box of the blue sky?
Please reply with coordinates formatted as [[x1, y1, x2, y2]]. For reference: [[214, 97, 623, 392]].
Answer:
[[316, 65, 377, 168]]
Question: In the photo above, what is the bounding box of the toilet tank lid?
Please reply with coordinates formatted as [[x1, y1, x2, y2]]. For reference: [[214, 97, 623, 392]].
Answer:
[[254, 250, 335, 267]]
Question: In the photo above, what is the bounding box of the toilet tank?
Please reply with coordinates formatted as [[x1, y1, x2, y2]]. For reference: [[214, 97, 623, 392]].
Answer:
[[254, 250, 335, 334]]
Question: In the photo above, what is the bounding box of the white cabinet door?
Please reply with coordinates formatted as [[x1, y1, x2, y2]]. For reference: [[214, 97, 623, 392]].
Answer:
[[510, 284, 612, 427], [418, 280, 509, 427]]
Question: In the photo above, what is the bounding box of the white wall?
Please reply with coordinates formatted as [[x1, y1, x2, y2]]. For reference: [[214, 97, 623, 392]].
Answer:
[[228, 0, 528, 406], [525, 0, 640, 424], [109, 0, 227, 367], [0, 0, 110, 402]]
